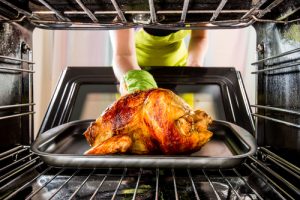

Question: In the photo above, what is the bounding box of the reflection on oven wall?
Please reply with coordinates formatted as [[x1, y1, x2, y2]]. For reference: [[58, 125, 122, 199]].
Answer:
[[33, 27, 257, 137]]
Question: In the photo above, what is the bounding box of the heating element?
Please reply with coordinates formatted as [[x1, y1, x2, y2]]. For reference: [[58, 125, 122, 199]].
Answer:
[[0, 146, 299, 200]]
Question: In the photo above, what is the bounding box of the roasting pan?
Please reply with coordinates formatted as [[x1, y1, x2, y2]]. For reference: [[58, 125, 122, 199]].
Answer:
[[31, 119, 256, 169]]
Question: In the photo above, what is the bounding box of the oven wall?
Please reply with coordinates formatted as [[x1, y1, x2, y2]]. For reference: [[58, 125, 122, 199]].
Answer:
[[0, 22, 33, 147], [255, 22, 300, 155]]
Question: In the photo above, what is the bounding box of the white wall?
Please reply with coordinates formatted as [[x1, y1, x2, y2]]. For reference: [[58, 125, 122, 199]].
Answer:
[[33, 29, 111, 135], [204, 26, 257, 107], [33, 27, 257, 136]]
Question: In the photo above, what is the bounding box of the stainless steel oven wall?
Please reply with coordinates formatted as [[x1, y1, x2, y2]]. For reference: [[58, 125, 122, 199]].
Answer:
[[254, 20, 300, 155], [0, 22, 34, 148]]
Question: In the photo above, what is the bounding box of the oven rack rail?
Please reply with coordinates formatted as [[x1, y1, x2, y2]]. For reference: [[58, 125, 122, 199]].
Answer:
[[250, 47, 300, 129], [251, 104, 300, 129], [0, 54, 35, 122], [0, 0, 299, 30], [0, 55, 35, 73], [0, 146, 299, 200], [251, 48, 300, 67]]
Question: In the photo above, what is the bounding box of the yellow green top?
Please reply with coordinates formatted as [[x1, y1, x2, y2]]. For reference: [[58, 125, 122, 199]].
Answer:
[[135, 29, 191, 67]]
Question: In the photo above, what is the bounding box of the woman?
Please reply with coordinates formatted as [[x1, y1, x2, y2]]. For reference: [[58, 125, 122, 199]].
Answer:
[[110, 28, 208, 95]]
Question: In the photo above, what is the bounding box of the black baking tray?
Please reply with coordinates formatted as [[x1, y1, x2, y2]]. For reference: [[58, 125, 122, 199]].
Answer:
[[31, 119, 257, 169]]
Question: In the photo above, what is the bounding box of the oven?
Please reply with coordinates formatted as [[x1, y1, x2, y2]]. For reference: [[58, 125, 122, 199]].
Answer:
[[0, 0, 299, 199]]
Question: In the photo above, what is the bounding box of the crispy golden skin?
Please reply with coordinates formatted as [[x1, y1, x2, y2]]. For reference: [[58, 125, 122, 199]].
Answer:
[[84, 88, 213, 155]]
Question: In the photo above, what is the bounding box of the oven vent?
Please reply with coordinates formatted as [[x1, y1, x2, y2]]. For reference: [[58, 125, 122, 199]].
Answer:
[[1, 146, 299, 199], [0, 0, 298, 29]]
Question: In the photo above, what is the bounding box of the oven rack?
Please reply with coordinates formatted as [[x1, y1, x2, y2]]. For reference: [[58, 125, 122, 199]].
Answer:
[[251, 113, 300, 129], [250, 47, 300, 130], [0, 146, 299, 199], [0, 54, 35, 121], [251, 104, 300, 129], [251, 48, 300, 67], [0, 0, 298, 30]]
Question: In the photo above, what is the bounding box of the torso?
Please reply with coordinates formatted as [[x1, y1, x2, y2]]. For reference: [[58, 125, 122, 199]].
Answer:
[[135, 28, 191, 67]]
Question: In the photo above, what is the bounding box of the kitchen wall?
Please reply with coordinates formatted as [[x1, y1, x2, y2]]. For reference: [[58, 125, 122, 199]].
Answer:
[[33, 27, 257, 136], [204, 27, 257, 107]]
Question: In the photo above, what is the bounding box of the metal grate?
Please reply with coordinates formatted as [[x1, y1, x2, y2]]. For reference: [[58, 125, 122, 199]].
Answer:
[[0, 54, 35, 121], [1, 146, 299, 199], [251, 48, 300, 129], [0, 0, 298, 30]]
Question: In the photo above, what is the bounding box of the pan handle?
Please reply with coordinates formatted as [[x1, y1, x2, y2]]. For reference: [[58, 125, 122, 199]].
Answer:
[[31, 119, 94, 153], [213, 120, 257, 157]]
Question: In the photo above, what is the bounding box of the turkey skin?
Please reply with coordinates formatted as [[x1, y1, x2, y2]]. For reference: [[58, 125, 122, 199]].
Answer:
[[84, 88, 213, 155]]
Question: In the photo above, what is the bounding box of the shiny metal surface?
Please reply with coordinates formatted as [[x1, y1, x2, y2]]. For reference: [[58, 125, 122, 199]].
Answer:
[[252, 113, 300, 129], [210, 0, 228, 21], [110, 0, 127, 23], [31, 119, 256, 169], [0, 66, 35, 73], [0, 0, 293, 29], [241, 0, 267, 19], [36, 0, 69, 21], [132, 168, 142, 200], [155, 168, 159, 200], [251, 48, 300, 65], [257, 0, 285, 18], [0, 103, 35, 110], [0, 23, 34, 146], [0, 0, 39, 19], [0, 55, 34, 64], [2, 146, 298, 200], [260, 147, 300, 175], [202, 169, 221, 200], [148, 0, 157, 23], [89, 168, 111, 200], [251, 61, 300, 74], [0, 111, 35, 121], [249, 156, 300, 197], [0, 148, 28, 162], [251, 105, 300, 116], [74, 0, 99, 23], [180, 0, 190, 23], [254, 19, 300, 154]]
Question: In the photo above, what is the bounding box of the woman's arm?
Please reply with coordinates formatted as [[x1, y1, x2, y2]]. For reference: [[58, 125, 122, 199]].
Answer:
[[186, 30, 209, 67], [110, 29, 157, 95], [110, 29, 141, 82]]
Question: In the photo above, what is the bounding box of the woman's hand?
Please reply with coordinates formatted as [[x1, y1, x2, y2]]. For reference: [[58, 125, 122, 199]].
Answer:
[[122, 70, 157, 94]]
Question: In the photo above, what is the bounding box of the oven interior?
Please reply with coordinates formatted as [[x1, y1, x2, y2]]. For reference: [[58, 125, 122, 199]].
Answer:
[[0, 0, 299, 199]]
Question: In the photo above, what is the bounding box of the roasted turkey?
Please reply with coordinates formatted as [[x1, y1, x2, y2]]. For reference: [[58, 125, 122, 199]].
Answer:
[[84, 88, 213, 155]]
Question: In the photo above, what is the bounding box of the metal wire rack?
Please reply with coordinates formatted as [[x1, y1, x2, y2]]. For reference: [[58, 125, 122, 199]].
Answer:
[[0, 146, 299, 199], [0, 54, 35, 121], [0, 0, 298, 30], [250, 47, 300, 130]]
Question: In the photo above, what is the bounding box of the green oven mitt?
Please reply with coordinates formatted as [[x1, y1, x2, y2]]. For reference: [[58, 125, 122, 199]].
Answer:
[[123, 70, 158, 94]]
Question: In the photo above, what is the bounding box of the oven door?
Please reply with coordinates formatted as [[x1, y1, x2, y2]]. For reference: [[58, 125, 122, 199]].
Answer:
[[39, 66, 255, 135]]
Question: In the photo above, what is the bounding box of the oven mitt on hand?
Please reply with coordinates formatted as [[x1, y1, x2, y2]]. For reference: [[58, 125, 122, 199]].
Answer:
[[123, 70, 158, 94]]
